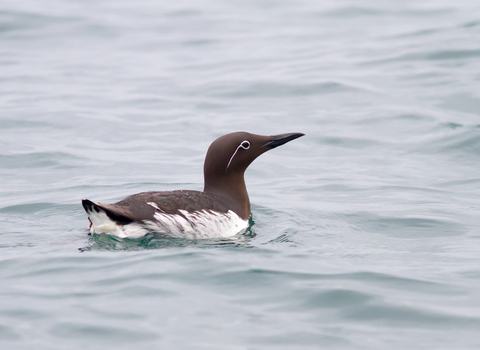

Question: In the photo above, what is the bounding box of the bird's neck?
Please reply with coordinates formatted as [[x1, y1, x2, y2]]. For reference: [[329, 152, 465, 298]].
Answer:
[[203, 172, 251, 220]]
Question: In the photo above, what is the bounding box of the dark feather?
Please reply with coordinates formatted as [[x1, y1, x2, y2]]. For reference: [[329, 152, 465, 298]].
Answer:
[[82, 190, 233, 225]]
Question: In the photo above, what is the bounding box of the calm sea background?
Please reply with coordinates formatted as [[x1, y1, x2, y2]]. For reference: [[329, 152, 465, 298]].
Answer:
[[1, 0, 480, 349]]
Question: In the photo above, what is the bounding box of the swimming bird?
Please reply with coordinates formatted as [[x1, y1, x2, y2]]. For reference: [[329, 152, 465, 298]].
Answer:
[[82, 131, 304, 239]]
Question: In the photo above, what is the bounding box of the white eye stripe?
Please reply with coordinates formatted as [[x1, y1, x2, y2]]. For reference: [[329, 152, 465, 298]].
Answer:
[[226, 140, 250, 170]]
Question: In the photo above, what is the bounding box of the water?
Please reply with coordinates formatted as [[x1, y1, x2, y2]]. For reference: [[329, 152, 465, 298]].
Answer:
[[1, 0, 480, 348]]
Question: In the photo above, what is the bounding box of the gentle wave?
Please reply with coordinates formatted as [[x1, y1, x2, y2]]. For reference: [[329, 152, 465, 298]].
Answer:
[[2, 0, 480, 348]]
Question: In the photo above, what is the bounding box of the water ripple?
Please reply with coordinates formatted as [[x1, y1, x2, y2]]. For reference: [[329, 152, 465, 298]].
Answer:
[[2, 0, 480, 348]]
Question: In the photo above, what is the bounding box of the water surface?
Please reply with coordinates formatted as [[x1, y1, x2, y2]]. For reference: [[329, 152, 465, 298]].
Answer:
[[1, 0, 480, 349]]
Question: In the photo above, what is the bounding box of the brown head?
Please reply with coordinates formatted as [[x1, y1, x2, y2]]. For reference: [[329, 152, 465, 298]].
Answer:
[[203, 131, 304, 219]]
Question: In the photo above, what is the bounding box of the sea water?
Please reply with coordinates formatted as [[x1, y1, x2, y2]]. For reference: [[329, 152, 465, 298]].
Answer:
[[1, 0, 480, 348]]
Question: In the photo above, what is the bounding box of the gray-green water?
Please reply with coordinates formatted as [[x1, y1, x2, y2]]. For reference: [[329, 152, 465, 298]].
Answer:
[[2, 0, 480, 349]]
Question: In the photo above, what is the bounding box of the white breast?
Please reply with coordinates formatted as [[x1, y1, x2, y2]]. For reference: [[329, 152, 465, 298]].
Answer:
[[87, 209, 249, 239]]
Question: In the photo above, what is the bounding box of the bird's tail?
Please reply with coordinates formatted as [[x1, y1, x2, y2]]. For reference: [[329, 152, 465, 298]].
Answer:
[[82, 199, 133, 225]]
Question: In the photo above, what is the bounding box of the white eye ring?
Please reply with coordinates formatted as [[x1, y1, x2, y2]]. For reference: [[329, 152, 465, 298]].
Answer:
[[240, 141, 250, 149], [226, 140, 251, 170]]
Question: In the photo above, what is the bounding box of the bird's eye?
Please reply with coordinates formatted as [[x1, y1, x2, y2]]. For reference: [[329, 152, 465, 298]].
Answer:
[[240, 141, 250, 149], [226, 140, 251, 170]]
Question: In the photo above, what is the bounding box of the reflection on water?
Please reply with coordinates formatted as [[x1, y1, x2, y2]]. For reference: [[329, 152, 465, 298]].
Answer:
[[81, 226, 256, 251]]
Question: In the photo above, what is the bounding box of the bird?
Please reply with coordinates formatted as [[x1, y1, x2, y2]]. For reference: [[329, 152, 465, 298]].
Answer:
[[82, 131, 304, 239]]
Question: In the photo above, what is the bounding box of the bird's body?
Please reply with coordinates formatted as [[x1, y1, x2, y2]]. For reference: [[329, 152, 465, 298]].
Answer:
[[82, 131, 304, 239], [82, 190, 249, 239]]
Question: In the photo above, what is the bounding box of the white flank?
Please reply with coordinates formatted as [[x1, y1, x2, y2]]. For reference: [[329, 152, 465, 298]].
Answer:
[[87, 208, 249, 240], [86, 209, 149, 239], [145, 209, 249, 239]]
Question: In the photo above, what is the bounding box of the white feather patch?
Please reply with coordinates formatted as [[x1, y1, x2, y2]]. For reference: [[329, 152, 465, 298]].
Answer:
[[147, 201, 163, 212], [86, 209, 149, 239], [87, 208, 249, 240], [144, 209, 249, 239]]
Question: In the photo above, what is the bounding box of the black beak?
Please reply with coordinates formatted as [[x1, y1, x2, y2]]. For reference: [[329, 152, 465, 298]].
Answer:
[[262, 132, 305, 148]]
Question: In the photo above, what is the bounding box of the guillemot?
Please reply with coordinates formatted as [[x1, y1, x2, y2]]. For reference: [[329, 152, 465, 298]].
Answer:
[[82, 131, 304, 239]]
